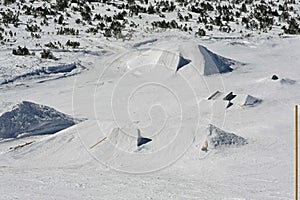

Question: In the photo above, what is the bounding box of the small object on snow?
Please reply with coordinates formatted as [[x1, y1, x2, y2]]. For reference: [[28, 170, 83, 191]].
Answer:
[[201, 140, 209, 152], [271, 75, 279, 80], [226, 101, 233, 109], [207, 91, 221, 100], [10, 141, 35, 150], [137, 129, 152, 147], [90, 136, 107, 149], [223, 92, 236, 101]]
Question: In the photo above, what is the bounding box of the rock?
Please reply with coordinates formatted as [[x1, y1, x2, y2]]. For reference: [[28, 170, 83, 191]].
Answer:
[[271, 74, 279, 80]]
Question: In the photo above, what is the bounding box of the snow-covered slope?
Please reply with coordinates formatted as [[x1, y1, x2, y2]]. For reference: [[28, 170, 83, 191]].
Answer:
[[0, 0, 300, 199], [0, 35, 299, 199]]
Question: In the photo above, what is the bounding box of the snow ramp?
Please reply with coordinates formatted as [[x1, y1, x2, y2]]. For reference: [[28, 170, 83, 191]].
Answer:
[[0, 101, 77, 139], [198, 45, 234, 76], [110, 40, 238, 77]]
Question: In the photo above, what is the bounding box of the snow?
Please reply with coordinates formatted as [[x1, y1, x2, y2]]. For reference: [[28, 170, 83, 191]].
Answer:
[[243, 95, 263, 107], [199, 45, 234, 76], [228, 94, 263, 109], [0, 35, 298, 199], [280, 78, 297, 85], [0, 63, 82, 86], [207, 124, 247, 148], [0, 101, 78, 139], [176, 53, 191, 72], [0, 1, 299, 198]]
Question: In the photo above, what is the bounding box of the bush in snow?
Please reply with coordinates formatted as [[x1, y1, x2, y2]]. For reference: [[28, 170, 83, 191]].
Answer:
[[12, 46, 32, 56], [25, 24, 41, 32], [282, 18, 300, 34], [1, 9, 19, 25], [3, 0, 17, 6], [56, 0, 70, 11], [195, 28, 206, 36], [45, 41, 60, 49], [41, 49, 57, 60], [66, 40, 80, 48]]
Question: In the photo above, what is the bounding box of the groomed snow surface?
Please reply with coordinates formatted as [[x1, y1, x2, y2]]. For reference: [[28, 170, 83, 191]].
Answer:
[[0, 35, 299, 199]]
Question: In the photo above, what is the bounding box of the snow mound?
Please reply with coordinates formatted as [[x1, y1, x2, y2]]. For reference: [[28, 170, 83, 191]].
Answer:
[[198, 45, 234, 76], [158, 41, 238, 74], [280, 78, 296, 85], [46, 64, 76, 74], [207, 124, 247, 148], [0, 101, 77, 139], [108, 40, 239, 77], [243, 95, 263, 106]]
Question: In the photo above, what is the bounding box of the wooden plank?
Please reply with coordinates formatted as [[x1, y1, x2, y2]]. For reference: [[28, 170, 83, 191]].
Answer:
[[10, 141, 35, 150], [90, 136, 107, 149]]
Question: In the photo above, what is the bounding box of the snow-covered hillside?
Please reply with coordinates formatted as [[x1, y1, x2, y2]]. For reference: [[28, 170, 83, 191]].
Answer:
[[0, 0, 300, 199]]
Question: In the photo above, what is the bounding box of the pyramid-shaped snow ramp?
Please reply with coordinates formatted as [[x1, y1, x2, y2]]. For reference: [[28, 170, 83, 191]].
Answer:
[[176, 53, 191, 72], [158, 51, 191, 72], [137, 129, 152, 147], [198, 45, 234, 76]]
